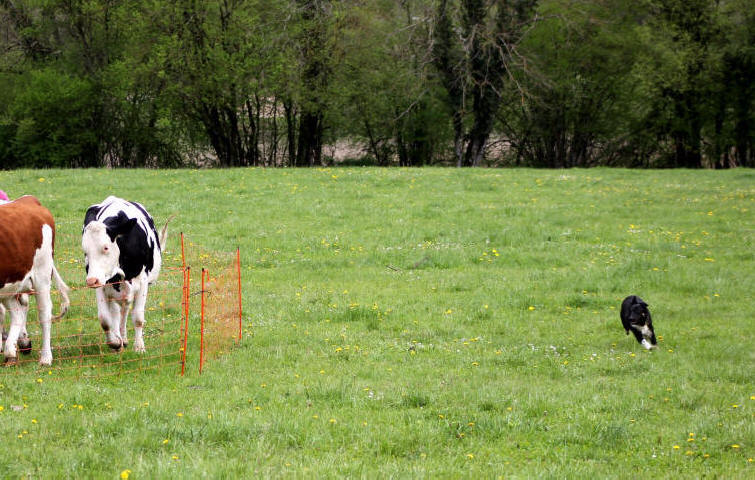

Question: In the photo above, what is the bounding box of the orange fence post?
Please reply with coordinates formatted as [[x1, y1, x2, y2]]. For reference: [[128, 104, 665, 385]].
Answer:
[[180, 232, 186, 270], [237, 247, 242, 342], [181, 266, 191, 376], [199, 268, 206, 374]]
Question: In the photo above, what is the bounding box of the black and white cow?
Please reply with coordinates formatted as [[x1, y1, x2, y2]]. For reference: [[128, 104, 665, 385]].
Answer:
[[81, 196, 171, 352]]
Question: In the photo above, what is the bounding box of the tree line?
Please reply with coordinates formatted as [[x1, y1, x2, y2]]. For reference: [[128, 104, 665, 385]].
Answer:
[[0, 0, 752, 168]]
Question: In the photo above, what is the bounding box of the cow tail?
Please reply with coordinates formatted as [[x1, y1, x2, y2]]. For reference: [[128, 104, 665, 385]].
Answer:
[[51, 263, 70, 320], [160, 214, 176, 251]]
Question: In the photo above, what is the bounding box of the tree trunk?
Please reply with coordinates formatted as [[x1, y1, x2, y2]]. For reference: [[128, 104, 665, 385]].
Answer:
[[296, 111, 323, 167], [283, 100, 297, 167]]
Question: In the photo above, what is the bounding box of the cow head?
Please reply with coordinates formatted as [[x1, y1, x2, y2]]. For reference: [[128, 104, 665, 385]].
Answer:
[[81, 218, 136, 288]]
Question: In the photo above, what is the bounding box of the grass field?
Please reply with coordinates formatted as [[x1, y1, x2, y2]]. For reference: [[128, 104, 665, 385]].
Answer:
[[0, 167, 752, 478]]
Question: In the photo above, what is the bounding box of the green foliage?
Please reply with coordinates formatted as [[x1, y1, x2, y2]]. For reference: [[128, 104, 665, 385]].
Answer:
[[5, 69, 98, 167], [0, 0, 752, 167], [333, 1, 450, 166], [502, 0, 645, 167]]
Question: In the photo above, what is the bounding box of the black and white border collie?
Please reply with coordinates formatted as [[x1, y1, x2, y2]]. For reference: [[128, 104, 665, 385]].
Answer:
[[620, 295, 657, 350]]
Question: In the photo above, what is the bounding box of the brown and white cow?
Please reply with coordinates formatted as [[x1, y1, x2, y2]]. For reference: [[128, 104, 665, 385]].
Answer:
[[0, 196, 70, 365]]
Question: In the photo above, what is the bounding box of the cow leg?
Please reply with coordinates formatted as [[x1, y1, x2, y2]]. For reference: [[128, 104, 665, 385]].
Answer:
[[35, 287, 54, 365], [17, 294, 32, 355], [119, 299, 132, 348], [0, 302, 5, 341], [96, 288, 123, 351], [107, 300, 124, 351], [30, 224, 56, 365], [131, 284, 148, 353], [3, 296, 28, 364]]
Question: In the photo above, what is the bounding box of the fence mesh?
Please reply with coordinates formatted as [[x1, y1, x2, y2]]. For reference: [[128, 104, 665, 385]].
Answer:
[[0, 231, 241, 379], [199, 252, 242, 373]]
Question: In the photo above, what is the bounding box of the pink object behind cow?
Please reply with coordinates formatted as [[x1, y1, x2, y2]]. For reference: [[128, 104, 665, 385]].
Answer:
[[0, 190, 8, 201]]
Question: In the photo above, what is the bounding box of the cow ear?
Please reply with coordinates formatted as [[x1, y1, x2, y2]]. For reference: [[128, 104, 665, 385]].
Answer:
[[107, 218, 138, 241]]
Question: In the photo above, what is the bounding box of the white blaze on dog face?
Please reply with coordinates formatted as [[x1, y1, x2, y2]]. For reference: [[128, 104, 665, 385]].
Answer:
[[82, 222, 122, 287]]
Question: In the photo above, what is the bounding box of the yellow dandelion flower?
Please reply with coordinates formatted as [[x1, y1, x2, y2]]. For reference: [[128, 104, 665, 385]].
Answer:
[[36, 378, 42, 384], [176, 412, 183, 417], [163, 439, 170, 445], [528, 306, 535, 311], [120, 470, 131, 479], [466, 453, 474, 459], [172, 455, 179, 461], [329, 418, 337, 424], [731, 444, 740, 449], [31, 419, 37, 424], [673, 445, 681, 450]]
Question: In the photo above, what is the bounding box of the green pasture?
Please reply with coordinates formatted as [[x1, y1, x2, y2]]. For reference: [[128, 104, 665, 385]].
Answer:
[[0, 168, 752, 478]]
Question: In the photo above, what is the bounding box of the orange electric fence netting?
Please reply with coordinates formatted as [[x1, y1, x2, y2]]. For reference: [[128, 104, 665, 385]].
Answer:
[[0, 231, 242, 380]]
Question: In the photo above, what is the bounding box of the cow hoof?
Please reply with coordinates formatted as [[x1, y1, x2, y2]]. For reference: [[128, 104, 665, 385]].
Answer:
[[134, 345, 146, 354], [3, 356, 18, 367], [18, 338, 32, 355], [107, 340, 124, 351], [39, 357, 52, 367]]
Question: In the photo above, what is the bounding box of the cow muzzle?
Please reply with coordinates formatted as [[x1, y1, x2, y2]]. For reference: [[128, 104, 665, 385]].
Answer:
[[86, 277, 103, 288]]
